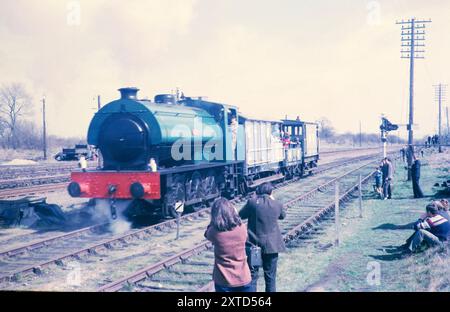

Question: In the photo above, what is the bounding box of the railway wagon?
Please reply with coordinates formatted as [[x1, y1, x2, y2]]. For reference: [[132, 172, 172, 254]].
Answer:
[[68, 87, 319, 218], [281, 119, 319, 172]]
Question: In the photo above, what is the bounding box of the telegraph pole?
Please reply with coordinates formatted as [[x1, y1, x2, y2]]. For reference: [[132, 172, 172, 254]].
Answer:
[[42, 96, 47, 160], [396, 18, 431, 180], [97, 95, 101, 111], [434, 84, 447, 153], [381, 129, 387, 158], [359, 120, 362, 147], [446, 106, 449, 143]]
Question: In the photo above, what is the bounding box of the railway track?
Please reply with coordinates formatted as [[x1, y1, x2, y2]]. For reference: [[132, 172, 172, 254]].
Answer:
[[320, 146, 387, 154], [0, 174, 69, 190], [0, 151, 391, 261], [0, 182, 68, 199], [0, 151, 397, 291], [0, 209, 214, 285], [0, 162, 96, 190], [96, 161, 378, 292]]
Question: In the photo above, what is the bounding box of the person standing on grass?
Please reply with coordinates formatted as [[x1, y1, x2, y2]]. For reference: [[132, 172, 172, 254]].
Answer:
[[204, 198, 252, 292], [411, 154, 424, 198], [373, 166, 383, 198], [406, 203, 450, 253], [381, 158, 394, 200], [239, 182, 286, 292]]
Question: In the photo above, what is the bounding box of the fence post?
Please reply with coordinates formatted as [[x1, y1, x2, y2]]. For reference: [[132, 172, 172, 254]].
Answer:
[[175, 201, 184, 240], [176, 212, 181, 240], [359, 174, 363, 218], [335, 181, 340, 246]]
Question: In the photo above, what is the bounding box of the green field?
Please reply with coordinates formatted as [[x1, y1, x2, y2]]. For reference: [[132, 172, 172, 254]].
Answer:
[[273, 149, 450, 292]]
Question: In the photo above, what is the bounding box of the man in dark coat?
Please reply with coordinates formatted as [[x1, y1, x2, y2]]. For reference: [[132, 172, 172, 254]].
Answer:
[[239, 182, 286, 292], [411, 155, 424, 198], [381, 158, 394, 199]]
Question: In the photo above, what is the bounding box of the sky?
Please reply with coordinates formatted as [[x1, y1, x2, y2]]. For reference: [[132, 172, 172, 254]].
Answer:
[[0, 0, 449, 140]]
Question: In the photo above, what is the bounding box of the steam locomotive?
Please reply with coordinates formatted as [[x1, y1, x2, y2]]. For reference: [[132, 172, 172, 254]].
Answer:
[[68, 87, 319, 218]]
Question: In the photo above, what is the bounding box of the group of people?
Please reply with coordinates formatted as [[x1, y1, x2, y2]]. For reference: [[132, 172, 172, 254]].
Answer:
[[402, 199, 450, 253], [204, 148, 446, 292], [375, 148, 425, 200], [374, 157, 395, 200], [425, 135, 440, 147], [204, 182, 285, 292], [378, 148, 449, 253]]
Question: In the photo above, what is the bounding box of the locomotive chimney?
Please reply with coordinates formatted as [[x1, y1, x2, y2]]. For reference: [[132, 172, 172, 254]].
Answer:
[[118, 87, 139, 100]]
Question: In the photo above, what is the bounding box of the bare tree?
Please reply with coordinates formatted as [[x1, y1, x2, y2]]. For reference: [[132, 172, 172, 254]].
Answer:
[[317, 117, 335, 140], [0, 83, 31, 149], [0, 117, 7, 148]]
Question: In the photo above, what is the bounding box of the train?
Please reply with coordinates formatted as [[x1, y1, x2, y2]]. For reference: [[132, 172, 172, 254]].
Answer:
[[67, 87, 319, 219]]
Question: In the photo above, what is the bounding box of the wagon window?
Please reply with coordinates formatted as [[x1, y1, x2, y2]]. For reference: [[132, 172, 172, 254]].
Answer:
[[272, 124, 281, 138]]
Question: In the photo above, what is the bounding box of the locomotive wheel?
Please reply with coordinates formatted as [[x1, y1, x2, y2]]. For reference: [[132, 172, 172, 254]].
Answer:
[[189, 203, 205, 213], [203, 170, 218, 198], [294, 165, 302, 177], [186, 171, 203, 201], [125, 199, 150, 218], [239, 180, 248, 195]]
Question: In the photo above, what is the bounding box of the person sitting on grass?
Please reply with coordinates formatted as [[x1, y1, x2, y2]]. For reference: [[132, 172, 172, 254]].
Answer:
[[434, 199, 450, 221], [417, 200, 450, 221], [406, 203, 450, 253], [435, 199, 449, 210]]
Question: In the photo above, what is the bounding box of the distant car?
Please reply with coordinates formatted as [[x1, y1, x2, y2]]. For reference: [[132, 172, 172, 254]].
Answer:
[[54, 145, 92, 161]]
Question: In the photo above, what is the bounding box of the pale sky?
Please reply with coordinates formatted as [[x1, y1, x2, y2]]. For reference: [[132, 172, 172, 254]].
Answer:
[[0, 0, 449, 140]]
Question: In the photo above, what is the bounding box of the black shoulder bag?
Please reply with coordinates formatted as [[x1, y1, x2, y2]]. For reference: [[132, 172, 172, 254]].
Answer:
[[246, 229, 263, 267]]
